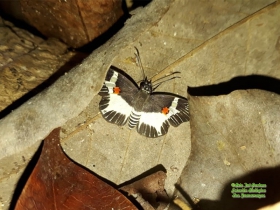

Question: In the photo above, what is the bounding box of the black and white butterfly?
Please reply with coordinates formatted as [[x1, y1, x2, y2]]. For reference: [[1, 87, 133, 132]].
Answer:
[[98, 49, 189, 138]]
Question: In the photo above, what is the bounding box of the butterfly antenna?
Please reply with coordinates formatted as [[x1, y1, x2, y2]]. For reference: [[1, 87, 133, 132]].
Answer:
[[152, 76, 181, 91], [134, 47, 145, 80], [152, 71, 181, 83]]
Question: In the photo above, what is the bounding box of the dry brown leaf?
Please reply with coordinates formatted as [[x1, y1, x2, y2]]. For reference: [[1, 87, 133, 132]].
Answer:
[[0, 0, 124, 48], [14, 128, 137, 210], [120, 171, 168, 210]]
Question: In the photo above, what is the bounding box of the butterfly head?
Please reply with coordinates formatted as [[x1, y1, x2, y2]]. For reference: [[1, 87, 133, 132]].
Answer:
[[140, 77, 153, 94]]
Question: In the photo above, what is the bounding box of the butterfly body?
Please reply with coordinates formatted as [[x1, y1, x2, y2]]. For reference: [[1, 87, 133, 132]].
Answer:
[[99, 66, 189, 138]]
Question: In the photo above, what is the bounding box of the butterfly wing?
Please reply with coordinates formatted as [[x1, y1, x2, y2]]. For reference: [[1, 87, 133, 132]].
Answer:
[[137, 94, 190, 138], [99, 67, 139, 126]]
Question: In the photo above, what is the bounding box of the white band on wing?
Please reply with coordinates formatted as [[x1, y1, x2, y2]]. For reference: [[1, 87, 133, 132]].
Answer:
[[105, 71, 118, 94]]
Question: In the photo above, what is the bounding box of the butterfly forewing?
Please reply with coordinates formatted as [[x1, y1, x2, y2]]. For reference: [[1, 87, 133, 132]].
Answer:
[[99, 67, 139, 126]]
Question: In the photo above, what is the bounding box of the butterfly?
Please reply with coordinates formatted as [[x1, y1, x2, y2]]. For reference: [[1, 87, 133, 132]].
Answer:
[[98, 49, 190, 138]]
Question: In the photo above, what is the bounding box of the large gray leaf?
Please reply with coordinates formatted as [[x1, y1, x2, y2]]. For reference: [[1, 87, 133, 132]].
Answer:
[[176, 90, 280, 210]]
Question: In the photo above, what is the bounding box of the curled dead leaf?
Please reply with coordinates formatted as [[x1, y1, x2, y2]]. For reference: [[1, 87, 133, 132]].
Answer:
[[14, 128, 137, 210]]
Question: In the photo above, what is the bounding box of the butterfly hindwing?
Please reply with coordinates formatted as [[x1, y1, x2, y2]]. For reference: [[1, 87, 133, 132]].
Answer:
[[137, 94, 189, 138], [99, 67, 139, 126]]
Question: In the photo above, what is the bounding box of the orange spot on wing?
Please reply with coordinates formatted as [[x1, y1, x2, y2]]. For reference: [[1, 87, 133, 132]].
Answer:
[[162, 107, 169, 115], [113, 87, 120, 94]]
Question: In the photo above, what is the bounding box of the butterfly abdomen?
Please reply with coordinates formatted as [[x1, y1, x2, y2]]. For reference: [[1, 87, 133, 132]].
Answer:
[[128, 109, 141, 128], [127, 89, 150, 129]]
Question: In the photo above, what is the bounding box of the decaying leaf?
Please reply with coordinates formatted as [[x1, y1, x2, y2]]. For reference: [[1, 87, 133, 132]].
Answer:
[[15, 128, 137, 210], [0, 0, 124, 48], [120, 170, 169, 210], [0, 17, 76, 112]]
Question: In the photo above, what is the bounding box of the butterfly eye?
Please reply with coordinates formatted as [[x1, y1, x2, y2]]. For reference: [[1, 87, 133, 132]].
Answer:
[[162, 107, 169, 115], [113, 87, 121, 94]]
